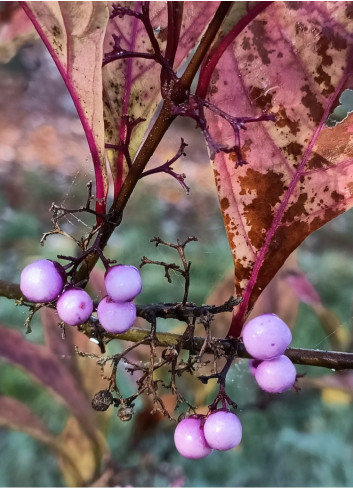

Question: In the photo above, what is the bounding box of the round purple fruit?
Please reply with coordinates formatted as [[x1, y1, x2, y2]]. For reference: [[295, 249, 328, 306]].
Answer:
[[97, 296, 136, 334], [105, 265, 142, 302], [203, 410, 242, 451], [174, 416, 212, 459], [56, 288, 93, 326], [20, 259, 66, 303], [255, 355, 297, 393], [242, 313, 292, 360]]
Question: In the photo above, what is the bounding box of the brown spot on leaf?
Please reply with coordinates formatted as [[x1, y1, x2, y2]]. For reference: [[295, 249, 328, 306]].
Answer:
[[220, 197, 230, 211], [331, 190, 344, 203], [314, 28, 347, 95], [284, 2, 302, 10], [282, 141, 303, 162], [52, 25, 61, 37], [295, 21, 308, 35], [248, 20, 273, 66], [241, 37, 251, 50], [307, 153, 330, 169], [275, 105, 300, 136], [283, 193, 308, 222], [301, 84, 324, 124], [249, 86, 274, 111], [314, 65, 335, 96], [239, 169, 285, 249], [311, 116, 353, 165], [245, 219, 309, 312]]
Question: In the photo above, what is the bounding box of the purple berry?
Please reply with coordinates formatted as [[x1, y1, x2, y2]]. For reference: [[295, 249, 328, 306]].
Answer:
[[242, 313, 292, 360], [97, 296, 136, 334], [174, 417, 212, 459], [20, 259, 66, 302], [203, 410, 242, 451], [255, 355, 297, 393], [249, 359, 262, 376], [56, 288, 93, 326], [105, 265, 142, 302]]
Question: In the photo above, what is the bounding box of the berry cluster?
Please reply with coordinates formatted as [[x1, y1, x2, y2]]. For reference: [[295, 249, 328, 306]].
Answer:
[[242, 313, 296, 393], [20, 259, 141, 333], [174, 410, 242, 459], [97, 265, 142, 334]]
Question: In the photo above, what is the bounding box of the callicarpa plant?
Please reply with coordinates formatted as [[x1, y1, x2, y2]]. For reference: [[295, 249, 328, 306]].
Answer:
[[2, 0, 353, 485]]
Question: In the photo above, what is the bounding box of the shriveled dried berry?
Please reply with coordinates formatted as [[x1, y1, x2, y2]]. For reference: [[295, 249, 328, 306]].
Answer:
[[162, 348, 178, 362], [91, 390, 113, 411], [118, 406, 133, 421]]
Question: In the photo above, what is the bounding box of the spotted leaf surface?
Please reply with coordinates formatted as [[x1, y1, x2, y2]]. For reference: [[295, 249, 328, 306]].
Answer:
[[205, 2, 353, 335], [103, 1, 219, 194], [21, 2, 110, 217]]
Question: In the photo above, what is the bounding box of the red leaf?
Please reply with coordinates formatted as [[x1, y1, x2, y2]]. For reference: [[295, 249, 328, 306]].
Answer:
[[284, 269, 348, 350], [21, 2, 110, 218], [0, 395, 55, 445], [284, 270, 322, 308], [204, 2, 353, 336], [41, 307, 80, 376], [0, 3, 36, 63], [0, 323, 98, 442]]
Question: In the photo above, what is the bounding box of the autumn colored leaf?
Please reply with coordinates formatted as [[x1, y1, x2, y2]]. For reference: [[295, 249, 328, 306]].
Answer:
[[204, 2, 353, 336], [58, 416, 107, 487], [284, 270, 348, 351], [41, 307, 111, 433], [21, 1, 109, 217], [0, 3, 36, 63], [0, 395, 55, 446], [0, 323, 99, 443], [41, 307, 79, 376], [301, 371, 353, 401], [103, 1, 219, 195]]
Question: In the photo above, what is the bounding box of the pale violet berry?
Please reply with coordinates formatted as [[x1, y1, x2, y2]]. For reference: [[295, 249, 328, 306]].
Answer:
[[105, 265, 142, 302], [255, 355, 297, 393], [174, 417, 212, 459], [203, 410, 242, 451], [56, 288, 93, 326], [242, 313, 292, 360], [97, 296, 136, 334], [20, 259, 66, 303]]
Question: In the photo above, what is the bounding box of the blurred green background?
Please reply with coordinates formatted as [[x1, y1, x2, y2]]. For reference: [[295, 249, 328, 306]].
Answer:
[[1, 11, 353, 487]]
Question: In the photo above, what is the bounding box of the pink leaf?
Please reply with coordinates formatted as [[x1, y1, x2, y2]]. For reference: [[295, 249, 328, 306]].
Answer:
[[21, 2, 110, 218], [0, 323, 99, 442], [103, 1, 219, 195], [41, 307, 111, 423], [41, 307, 80, 375], [284, 270, 322, 308], [284, 269, 347, 351], [0, 4, 36, 63], [204, 2, 353, 336], [0, 395, 55, 445]]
